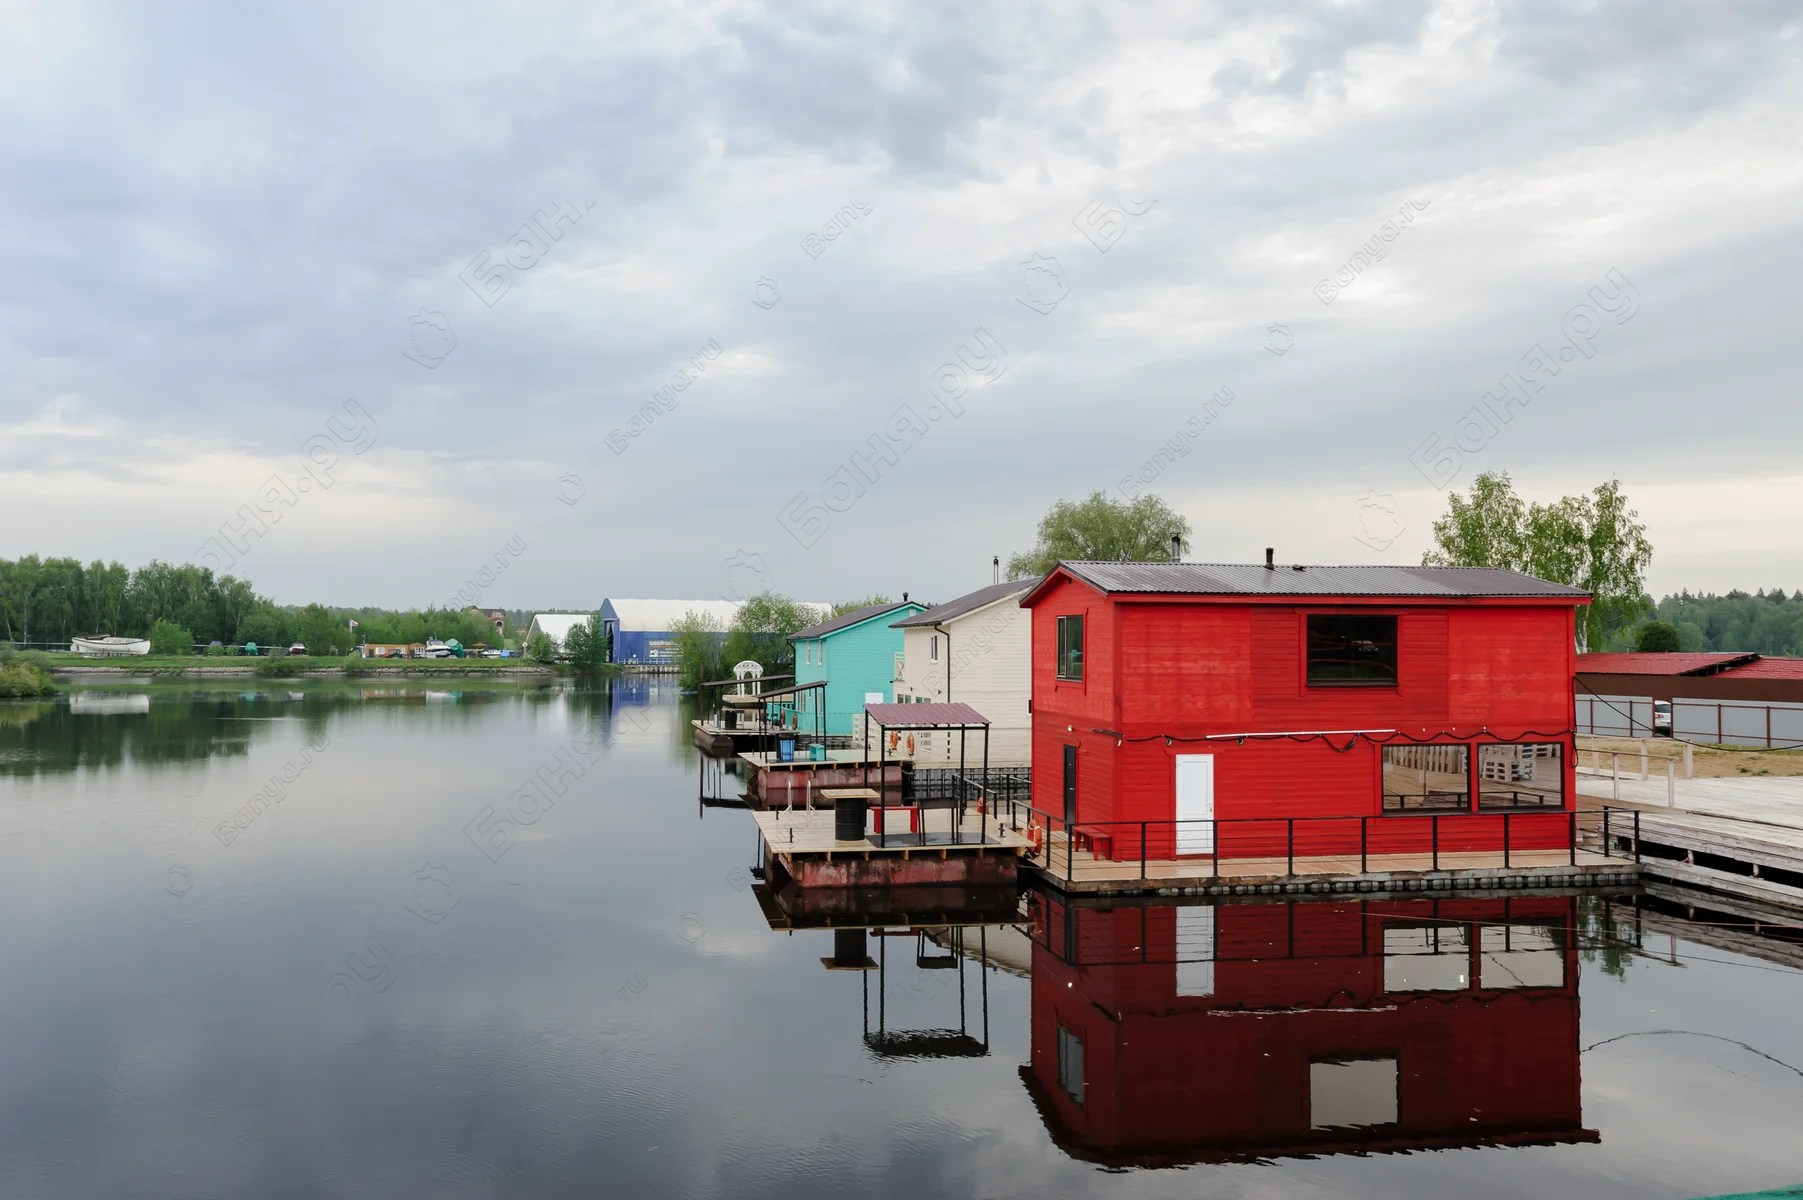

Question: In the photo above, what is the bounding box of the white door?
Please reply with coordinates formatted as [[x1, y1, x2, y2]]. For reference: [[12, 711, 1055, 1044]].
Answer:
[[1175, 754, 1215, 855], [1175, 906, 1216, 996]]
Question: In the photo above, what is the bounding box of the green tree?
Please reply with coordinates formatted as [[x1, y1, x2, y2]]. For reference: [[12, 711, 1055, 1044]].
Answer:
[[148, 618, 195, 656], [82, 561, 130, 636], [670, 610, 726, 690], [237, 607, 294, 652], [723, 593, 820, 672], [0, 555, 43, 644], [1007, 491, 1190, 578], [524, 631, 558, 665], [563, 613, 610, 671], [1635, 620, 1681, 652], [829, 595, 893, 618], [1423, 471, 1653, 650]]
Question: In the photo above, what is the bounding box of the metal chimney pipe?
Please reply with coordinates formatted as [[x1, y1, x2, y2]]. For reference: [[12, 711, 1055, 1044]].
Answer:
[[1169, 534, 1182, 563], [1265, 547, 1275, 570], [993, 555, 999, 584]]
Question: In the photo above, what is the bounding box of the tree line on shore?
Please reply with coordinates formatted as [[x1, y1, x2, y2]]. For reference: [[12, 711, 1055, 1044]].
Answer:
[[0, 556, 500, 655]]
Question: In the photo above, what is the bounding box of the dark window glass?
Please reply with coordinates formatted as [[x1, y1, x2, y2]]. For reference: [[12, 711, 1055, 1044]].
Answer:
[[1056, 1024, 1085, 1105], [1307, 615, 1398, 686], [1477, 743, 1565, 810], [1382, 744, 1469, 812], [1056, 615, 1084, 680]]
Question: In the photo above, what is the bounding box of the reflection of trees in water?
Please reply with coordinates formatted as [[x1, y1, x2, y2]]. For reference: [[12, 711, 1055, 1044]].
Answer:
[[0, 688, 517, 777]]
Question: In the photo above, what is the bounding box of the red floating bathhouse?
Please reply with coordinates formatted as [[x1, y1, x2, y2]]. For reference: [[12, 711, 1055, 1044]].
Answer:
[[1019, 558, 1590, 862]]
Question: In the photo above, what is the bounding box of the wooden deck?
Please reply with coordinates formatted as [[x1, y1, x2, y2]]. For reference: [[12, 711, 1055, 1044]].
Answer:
[[1576, 777, 1803, 910], [1026, 836, 1634, 896], [739, 748, 903, 770], [753, 806, 1033, 856]]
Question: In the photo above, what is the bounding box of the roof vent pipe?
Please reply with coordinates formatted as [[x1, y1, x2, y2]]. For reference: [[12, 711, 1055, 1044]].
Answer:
[[1169, 534, 1182, 564], [1265, 547, 1275, 570], [993, 556, 999, 584], [902, 591, 908, 603]]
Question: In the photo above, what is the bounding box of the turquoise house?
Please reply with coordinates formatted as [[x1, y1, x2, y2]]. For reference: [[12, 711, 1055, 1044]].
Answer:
[[790, 600, 926, 736]]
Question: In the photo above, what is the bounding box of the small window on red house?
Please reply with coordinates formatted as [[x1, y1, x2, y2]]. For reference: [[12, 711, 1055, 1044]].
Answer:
[[1307, 614, 1398, 686], [1056, 615, 1084, 680]]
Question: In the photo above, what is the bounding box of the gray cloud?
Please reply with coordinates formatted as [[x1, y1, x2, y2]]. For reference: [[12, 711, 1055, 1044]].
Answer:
[[2, 0, 1800, 605]]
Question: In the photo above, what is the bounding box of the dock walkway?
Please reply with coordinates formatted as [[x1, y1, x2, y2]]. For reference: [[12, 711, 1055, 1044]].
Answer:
[[1028, 838, 1631, 896]]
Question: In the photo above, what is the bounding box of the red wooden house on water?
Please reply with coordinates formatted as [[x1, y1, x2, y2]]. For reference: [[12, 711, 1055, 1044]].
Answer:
[[1019, 558, 1590, 863]]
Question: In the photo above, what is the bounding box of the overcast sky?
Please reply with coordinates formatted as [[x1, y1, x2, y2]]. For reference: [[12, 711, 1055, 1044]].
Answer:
[[2, 0, 1800, 610]]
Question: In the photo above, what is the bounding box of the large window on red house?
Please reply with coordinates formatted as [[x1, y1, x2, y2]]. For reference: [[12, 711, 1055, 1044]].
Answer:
[[1056, 615, 1084, 680], [1306, 614, 1398, 686], [1477, 743, 1565, 810], [1305, 616, 1399, 681], [1382, 744, 1469, 812]]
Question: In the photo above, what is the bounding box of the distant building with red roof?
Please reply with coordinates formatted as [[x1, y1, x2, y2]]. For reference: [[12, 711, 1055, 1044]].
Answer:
[[1576, 652, 1803, 704]]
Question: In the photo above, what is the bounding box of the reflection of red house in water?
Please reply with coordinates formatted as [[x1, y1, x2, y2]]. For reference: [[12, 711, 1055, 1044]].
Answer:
[[1020, 561, 1591, 860], [1022, 893, 1593, 1164]]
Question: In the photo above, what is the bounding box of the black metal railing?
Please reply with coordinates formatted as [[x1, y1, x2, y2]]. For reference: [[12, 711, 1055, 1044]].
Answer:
[[995, 799, 1586, 884]]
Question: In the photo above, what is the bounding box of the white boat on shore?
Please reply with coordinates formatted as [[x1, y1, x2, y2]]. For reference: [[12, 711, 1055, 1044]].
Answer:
[[70, 636, 152, 657]]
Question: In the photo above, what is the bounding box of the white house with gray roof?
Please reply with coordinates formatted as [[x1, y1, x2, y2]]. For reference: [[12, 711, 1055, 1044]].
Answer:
[[891, 576, 1041, 766]]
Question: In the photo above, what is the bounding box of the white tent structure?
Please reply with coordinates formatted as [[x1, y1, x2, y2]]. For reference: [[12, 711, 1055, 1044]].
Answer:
[[525, 613, 592, 648]]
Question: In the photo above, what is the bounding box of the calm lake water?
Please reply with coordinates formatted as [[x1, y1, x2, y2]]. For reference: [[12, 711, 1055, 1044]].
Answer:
[[3, 680, 1802, 1199]]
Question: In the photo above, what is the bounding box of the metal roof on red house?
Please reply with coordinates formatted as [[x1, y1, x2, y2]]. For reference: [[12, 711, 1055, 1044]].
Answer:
[[1574, 652, 1759, 676], [1025, 561, 1588, 602]]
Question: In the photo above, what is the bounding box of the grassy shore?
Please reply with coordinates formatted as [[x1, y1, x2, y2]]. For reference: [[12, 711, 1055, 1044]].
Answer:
[[45, 653, 563, 677]]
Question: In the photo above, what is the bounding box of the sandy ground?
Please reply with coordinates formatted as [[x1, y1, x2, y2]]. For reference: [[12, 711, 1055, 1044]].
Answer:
[[1577, 735, 1803, 778]]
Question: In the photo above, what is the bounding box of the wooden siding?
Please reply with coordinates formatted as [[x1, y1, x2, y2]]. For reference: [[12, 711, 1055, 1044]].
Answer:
[[1025, 574, 1583, 832], [894, 598, 1033, 765], [797, 604, 925, 736]]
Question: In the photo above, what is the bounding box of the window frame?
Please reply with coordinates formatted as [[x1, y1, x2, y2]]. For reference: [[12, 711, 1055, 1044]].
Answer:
[[1055, 614, 1085, 681], [1055, 1023, 1085, 1106], [1304, 612, 1400, 689], [1380, 741, 1472, 815], [1475, 741, 1567, 812]]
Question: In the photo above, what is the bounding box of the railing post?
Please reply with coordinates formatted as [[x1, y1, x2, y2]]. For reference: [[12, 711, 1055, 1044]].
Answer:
[[1568, 809, 1576, 866], [1140, 822, 1147, 880], [1633, 810, 1641, 864], [1066, 815, 1073, 884], [1212, 819, 1219, 882], [1504, 812, 1511, 869], [1360, 816, 1368, 874], [1603, 807, 1611, 858], [1286, 818, 1294, 877], [1432, 814, 1439, 872]]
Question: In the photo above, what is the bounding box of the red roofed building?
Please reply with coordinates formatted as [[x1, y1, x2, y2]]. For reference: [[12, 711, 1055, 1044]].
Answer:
[[1019, 560, 1590, 860], [1577, 652, 1803, 705]]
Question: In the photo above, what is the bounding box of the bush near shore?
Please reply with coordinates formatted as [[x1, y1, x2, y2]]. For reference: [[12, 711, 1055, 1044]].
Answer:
[[0, 658, 57, 697]]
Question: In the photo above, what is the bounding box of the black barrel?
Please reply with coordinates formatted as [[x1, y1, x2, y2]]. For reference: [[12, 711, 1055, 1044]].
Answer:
[[832, 928, 867, 968], [834, 794, 867, 841]]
